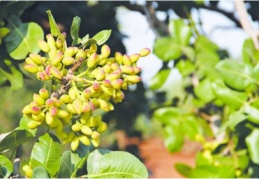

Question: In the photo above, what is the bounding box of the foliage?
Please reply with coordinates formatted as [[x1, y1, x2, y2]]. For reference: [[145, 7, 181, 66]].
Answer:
[[0, 2, 149, 178], [150, 17, 259, 177]]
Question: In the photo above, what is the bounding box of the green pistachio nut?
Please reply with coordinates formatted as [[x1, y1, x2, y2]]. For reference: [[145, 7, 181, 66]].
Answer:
[[121, 65, 134, 74], [76, 49, 87, 59], [125, 75, 141, 83], [68, 87, 77, 100], [52, 52, 64, 66], [45, 98, 56, 108], [72, 121, 83, 132], [50, 67, 63, 79], [139, 48, 150, 57], [27, 120, 39, 129], [111, 79, 124, 90], [31, 106, 41, 115], [79, 135, 91, 146], [81, 125, 93, 135], [101, 85, 114, 96], [38, 40, 50, 53], [106, 72, 121, 81], [37, 71, 49, 81], [60, 94, 71, 103], [130, 53, 140, 63], [80, 112, 91, 124], [49, 106, 58, 117], [71, 137, 80, 151], [25, 57, 37, 65], [133, 66, 141, 74], [24, 64, 39, 73], [99, 99, 109, 111], [55, 39, 63, 49], [82, 102, 91, 113], [91, 138, 100, 147], [66, 103, 77, 114], [95, 68, 106, 81], [91, 131, 100, 140], [90, 44, 97, 53], [29, 53, 42, 65], [49, 49, 58, 61], [87, 116, 101, 127], [46, 112, 54, 125], [82, 89, 92, 99], [101, 44, 111, 58], [72, 98, 83, 114], [122, 54, 132, 66], [103, 64, 112, 73], [33, 93, 45, 105], [87, 52, 98, 68], [46, 34, 56, 49], [115, 52, 123, 64], [62, 56, 75, 66], [111, 63, 119, 71], [39, 88, 49, 99], [22, 105, 32, 115], [97, 122, 108, 133]]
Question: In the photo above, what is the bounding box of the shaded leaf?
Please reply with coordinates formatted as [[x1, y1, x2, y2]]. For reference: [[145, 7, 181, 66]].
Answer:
[[0, 59, 23, 90], [30, 133, 61, 177], [216, 59, 254, 90], [70, 16, 81, 46], [181, 116, 202, 140], [0, 155, 13, 178], [244, 105, 259, 124], [17, 116, 37, 136], [219, 111, 246, 133], [33, 166, 50, 178], [92, 30, 111, 46], [5, 16, 43, 59], [87, 149, 148, 178], [211, 79, 248, 109], [57, 151, 72, 178], [0, 2, 34, 19], [153, 37, 181, 61], [153, 107, 180, 125], [0, 129, 34, 152], [175, 59, 195, 76], [246, 129, 259, 164], [148, 68, 171, 90]]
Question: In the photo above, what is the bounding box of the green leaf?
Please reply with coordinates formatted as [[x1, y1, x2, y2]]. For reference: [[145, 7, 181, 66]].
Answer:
[[211, 79, 248, 109], [71, 144, 91, 177], [246, 129, 259, 164], [5, 16, 43, 60], [148, 68, 171, 90], [33, 166, 50, 178], [0, 155, 13, 178], [30, 133, 61, 177], [243, 105, 259, 124], [194, 79, 215, 103], [86, 149, 148, 178], [92, 30, 111, 46], [219, 111, 246, 133], [181, 116, 202, 140], [195, 36, 219, 52], [0, 59, 23, 90], [168, 19, 192, 46], [0, 2, 34, 19], [70, 16, 81, 46], [153, 37, 181, 61], [164, 121, 184, 152], [57, 151, 72, 178], [46, 10, 62, 39], [181, 46, 195, 61], [175, 60, 195, 76], [216, 59, 254, 90], [0, 129, 34, 152], [242, 38, 259, 65], [153, 107, 181, 125]]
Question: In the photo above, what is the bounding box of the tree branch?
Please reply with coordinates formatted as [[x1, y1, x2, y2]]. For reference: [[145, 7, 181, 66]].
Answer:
[[235, 0, 259, 50]]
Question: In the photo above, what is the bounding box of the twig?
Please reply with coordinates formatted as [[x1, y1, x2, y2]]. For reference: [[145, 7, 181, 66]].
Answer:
[[235, 0, 259, 50]]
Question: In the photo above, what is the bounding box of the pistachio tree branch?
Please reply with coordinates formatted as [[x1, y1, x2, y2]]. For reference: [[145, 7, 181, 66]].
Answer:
[[235, 0, 259, 50]]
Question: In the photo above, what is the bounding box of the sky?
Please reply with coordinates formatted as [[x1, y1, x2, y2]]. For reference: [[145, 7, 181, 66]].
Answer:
[[115, 1, 250, 87]]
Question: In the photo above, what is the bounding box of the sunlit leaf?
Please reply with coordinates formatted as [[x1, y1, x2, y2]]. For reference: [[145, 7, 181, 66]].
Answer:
[[195, 36, 218, 52], [153, 107, 181, 125], [86, 149, 148, 178], [211, 79, 248, 109], [148, 68, 171, 90], [194, 79, 215, 103], [219, 111, 246, 133], [92, 30, 111, 46], [168, 19, 192, 46], [30, 133, 61, 177], [246, 129, 259, 164], [46, 10, 62, 38], [0, 155, 13, 178], [242, 38, 259, 65], [153, 37, 181, 61], [216, 59, 254, 90], [0, 129, 33, 152], [5, 16, 43, 60], [70, 16, 81, 46], [243, 105, 259, 124], [175, 60, 195, 76], [181, 116, 202, 140]]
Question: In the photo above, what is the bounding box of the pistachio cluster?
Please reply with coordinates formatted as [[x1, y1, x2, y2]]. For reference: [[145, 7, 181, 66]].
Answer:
[[22, 33, 150, 151]]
